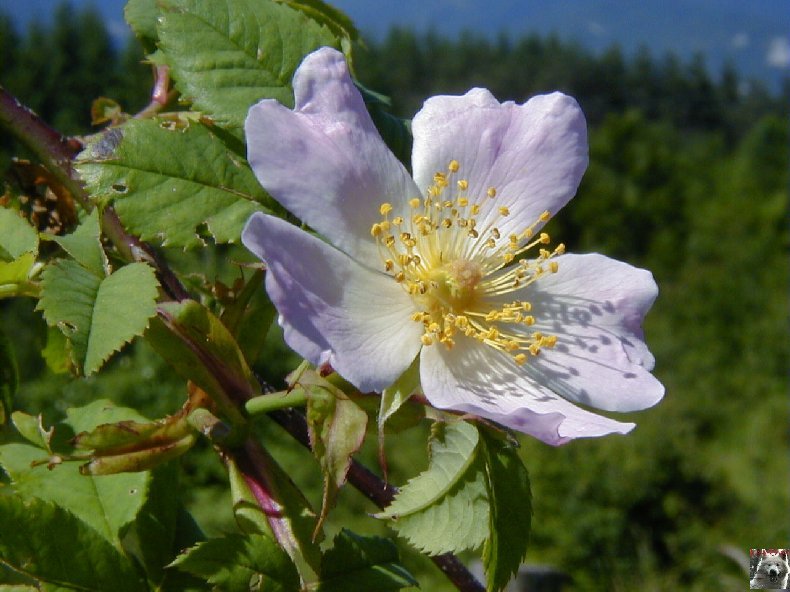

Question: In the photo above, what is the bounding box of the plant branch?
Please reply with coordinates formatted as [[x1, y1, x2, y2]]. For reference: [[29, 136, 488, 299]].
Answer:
[[268, 408, 486, 592], [0, 85, 88, 208], [0, 86, 190, 301], [1, 88, 484, 592]]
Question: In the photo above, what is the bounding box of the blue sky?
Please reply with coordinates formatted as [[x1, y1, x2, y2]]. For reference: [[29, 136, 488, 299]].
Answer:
[[4, 0, 789, 90]]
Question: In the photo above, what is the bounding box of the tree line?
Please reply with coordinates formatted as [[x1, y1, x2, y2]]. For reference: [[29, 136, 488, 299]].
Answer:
[[1, 3, 786, 148]]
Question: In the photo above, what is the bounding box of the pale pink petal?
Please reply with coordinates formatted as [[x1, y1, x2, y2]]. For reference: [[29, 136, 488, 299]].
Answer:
[[242, 213, 422, 392], [420, 338, 635, 445], [500, 252, 664, 412], [411, 90, 588, 244], [244, 47, 420, 270]]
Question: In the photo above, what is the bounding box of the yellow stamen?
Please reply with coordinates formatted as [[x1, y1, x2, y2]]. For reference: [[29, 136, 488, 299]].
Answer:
[[370, 159, 561, 366]]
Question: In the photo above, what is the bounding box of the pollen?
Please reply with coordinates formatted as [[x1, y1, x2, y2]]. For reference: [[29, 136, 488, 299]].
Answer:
[[371, 159, 562, 366]]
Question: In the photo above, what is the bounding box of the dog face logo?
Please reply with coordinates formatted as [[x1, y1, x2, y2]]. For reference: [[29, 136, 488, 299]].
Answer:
[[750, 549, 790, 590]]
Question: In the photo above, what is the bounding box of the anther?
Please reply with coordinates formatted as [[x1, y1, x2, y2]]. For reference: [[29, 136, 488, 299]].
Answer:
[[487, 187, 497, 198], [448, 160, 460, 172], [380, 203, 393, 215]]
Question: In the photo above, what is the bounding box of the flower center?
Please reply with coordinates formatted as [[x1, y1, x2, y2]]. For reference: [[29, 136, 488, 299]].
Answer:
[[371, 160, 564, 364]]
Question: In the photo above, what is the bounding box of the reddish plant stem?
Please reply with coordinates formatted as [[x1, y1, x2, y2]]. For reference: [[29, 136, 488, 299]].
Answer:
[[0, 86, 190, 301], [134, 65, 179, 119], [0, 85, 87, 207]]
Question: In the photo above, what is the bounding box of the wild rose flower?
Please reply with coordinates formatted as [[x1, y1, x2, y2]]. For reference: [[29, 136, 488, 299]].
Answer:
[[242, 47, 664, 445]]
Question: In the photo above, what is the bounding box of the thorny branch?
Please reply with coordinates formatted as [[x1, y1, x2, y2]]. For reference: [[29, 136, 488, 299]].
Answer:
[[0, 86, 485, 592]]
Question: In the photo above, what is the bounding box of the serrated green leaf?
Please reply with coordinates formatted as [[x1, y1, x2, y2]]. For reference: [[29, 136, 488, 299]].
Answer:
[[0, 496, 146, 592], [480, 430, 532, 592], [317, 529, 417, 592], [377, 421, 480, 518], [0, 328, 17, 424], [0, 400, 150, 547], [37, 259, 159, 375], [0, 209, 38, 260], [157, 0, 339, 130], [377, 421, 489, 555], [51, 209, 107, 276], [76, 119, 275, 248], [171, 533, 300, 592], [124, 0, 161, 52]]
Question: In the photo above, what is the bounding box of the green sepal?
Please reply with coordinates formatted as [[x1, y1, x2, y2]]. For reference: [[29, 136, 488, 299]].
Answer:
[[298, 369, 368, 539]]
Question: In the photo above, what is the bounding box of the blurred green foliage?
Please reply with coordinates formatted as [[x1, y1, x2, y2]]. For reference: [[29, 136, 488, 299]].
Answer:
[[1, 5, 787, 591]]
